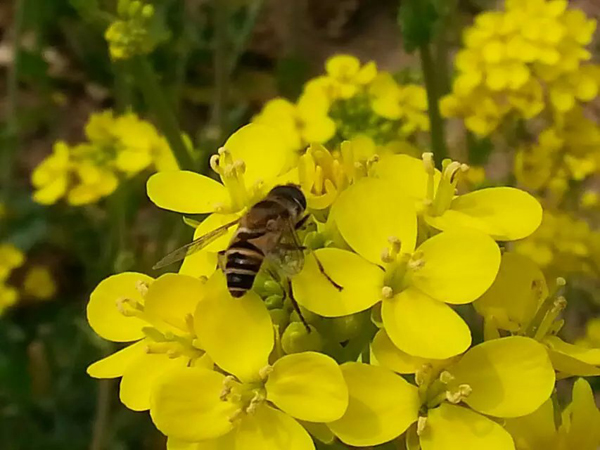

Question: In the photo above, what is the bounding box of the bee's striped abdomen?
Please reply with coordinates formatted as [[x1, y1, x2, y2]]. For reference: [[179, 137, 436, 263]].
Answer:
[[225, 239, 264, 297]]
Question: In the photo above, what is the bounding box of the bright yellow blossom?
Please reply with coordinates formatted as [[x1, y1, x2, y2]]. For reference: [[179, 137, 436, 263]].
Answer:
[[87, 273, 212, 411], [294, 177, 501, 359], [331, 337, 554, 448], [0, 244, 25, 315], [150, 272, 348, 450]]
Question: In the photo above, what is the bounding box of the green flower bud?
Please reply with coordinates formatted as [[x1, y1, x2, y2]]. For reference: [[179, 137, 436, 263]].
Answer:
[[265, 294, 284, 310], [269, 308, 290, 331], [290, 306, 321, 326], [327, 313, 365, 342], [281, 323, 323, 354]]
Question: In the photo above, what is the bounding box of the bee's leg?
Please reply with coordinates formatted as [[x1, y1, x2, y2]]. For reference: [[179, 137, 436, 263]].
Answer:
[[295, 214, 311, 230], [217, 250, 227, 272], [287, 278, 311, 333], [311, 252, 343, 291]]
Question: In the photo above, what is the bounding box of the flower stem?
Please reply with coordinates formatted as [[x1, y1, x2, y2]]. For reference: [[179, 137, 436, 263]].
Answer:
[[419, 42, 448, 167], [129, 56, 194, 170], [2, 0, 26, 201], [89, 379, 114, 450]]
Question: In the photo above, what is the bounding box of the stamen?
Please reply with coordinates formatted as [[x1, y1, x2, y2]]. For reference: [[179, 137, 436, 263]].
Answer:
[[258, 365, 273, 380], [228, 408, 244, 423], [381, 248, 394, 264], [439, 371, 455, 384], [185, 313, 195, 336], [417, 416, 428, 436], [381, 286, 394, 300], [115, 297, 143, 317], [446, 384, 472, 404], [209, 154, 222, 175], [415, 364, 433, 387], [422, 152, 434, 174], [220, 375, 236, 401], [136, 280, 149, 296]]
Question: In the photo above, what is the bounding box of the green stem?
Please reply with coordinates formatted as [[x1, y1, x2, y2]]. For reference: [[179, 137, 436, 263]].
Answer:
[[419, 42, 448, 166], [130, 56, 194, 170], [2, 0, 26, 201]]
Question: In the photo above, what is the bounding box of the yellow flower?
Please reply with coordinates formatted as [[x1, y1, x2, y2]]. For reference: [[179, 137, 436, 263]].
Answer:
[[150, 272, 348, 449], [105, 0, 156, 61], [67, 159, 119, 206], [23, 266, 56, 300], [293, 177, 501, 359], [323, 54, 377, 100], [148, 124, 296, 277], [374, 153, 542, 241], [252, 96, 336, 152], [442, 0, 599, 136], [331, 336, 554, 448], [506, 378, 600, 450], [87, 273, 212, 411], [31, 141, 71, 205], [475, 251, 600, 377]]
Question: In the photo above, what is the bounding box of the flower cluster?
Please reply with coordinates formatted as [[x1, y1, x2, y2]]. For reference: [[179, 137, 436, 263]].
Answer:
[[0, 244, 56, 315], [441, 0, 599, 136], [253, 54, 429, 154], [83, 122, 600, 449], [105, 0, 157, 60], [32, 110, 177, 206], [514, 210, 600, 278]]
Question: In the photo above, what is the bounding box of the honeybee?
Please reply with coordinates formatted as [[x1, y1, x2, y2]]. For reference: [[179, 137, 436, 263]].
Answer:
[[154, 184, 341, 304]]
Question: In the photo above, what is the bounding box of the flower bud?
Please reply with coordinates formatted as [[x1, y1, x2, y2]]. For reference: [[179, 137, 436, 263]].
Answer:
[[269, 308, 289, 331], [281, 323, 323, 354]]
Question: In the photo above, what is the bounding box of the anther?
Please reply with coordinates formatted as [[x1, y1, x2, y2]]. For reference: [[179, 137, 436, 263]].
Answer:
[[439, 371, 455, 384], [209, 154, 221, 174], [422, 152, 435, 174], [415, 364, 433, 387], [382, 286, 394, 300], [228, 409, 244, 423], [233, 160, 246, 174], [220, 375, 236, 401], [446, 384, 472, 404], [185, 313, 195, 336], [136, 280, 149, 296], [417, 416, 428, 436], [166, 349, 180, 359], [258, 365, 273, 380]]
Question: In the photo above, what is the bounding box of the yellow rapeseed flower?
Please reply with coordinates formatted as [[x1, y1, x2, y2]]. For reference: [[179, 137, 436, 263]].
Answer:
[[150, 272, 348, 449], [0, 244, 25, 315], [87, 273, 212, 411], [293, 177, 501, 359], [331, 336, 554, 448], [22, 266, 57, 300]]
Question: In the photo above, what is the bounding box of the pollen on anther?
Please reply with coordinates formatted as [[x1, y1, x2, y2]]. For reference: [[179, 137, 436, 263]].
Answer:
[[417, 416, 428, 436], [381, 286, 394, 299]]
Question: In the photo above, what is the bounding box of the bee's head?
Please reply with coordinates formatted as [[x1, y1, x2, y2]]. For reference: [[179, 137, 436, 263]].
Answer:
[[268, 184, 306, 214]]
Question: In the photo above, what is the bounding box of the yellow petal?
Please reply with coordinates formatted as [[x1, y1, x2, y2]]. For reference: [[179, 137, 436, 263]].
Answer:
[[382, 287, 471, 359], [411, 230, 501, 305], [373, 154, 441, 202], [120, 351, 188, 411], [266, 352, 348, 422], [545, 336, 600, 377], [167, 438, 201, 450], [448, 336, 555, 418], [504, 400, 557, 450], [328, 363, 419, 447], [194, 272, 273, 382], [563, 378, 600, 449], [474, 252, 547, 332], [224, 124, 293, 186], [179, 213, 239, 278], [426, 187, 543, 241], [421, 403, 515, 450], [302, 116, 336, 144], [371, 329, 434, 374], [233, 404, 314, 450], [150, 367, 236, 442], [87, 272, 153, 342], [326, 55, 360, 78], [144, 273, 206, 332], [87, 340, 147, 378], [292, 248, 383, 317], [147, 171, 229, 214], [333, 178, 418, 264]]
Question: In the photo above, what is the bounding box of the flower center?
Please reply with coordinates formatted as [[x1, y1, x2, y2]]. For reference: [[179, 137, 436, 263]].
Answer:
[[210, 147, 263, 212], [381, 237, 425, 296], [220, 371, 270, 423], [423, 153, 470, 217]]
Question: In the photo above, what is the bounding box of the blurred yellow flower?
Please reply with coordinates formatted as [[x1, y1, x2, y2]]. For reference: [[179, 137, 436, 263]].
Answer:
[[23, 266, 57, 300], [105, 0, 156, 60], [0, 244, 25, 315], [32, 110, 177, 206], [506, 378, 600, 450], [442, 0, 599, 136]]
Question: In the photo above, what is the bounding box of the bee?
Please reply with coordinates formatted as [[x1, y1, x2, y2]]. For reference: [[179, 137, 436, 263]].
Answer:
[[154, 185, 342, 320]]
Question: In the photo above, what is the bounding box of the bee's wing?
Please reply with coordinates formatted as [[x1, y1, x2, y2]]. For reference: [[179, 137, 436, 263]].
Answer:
[[265, 217, 305, 277], [153, 218, 241, 270]]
